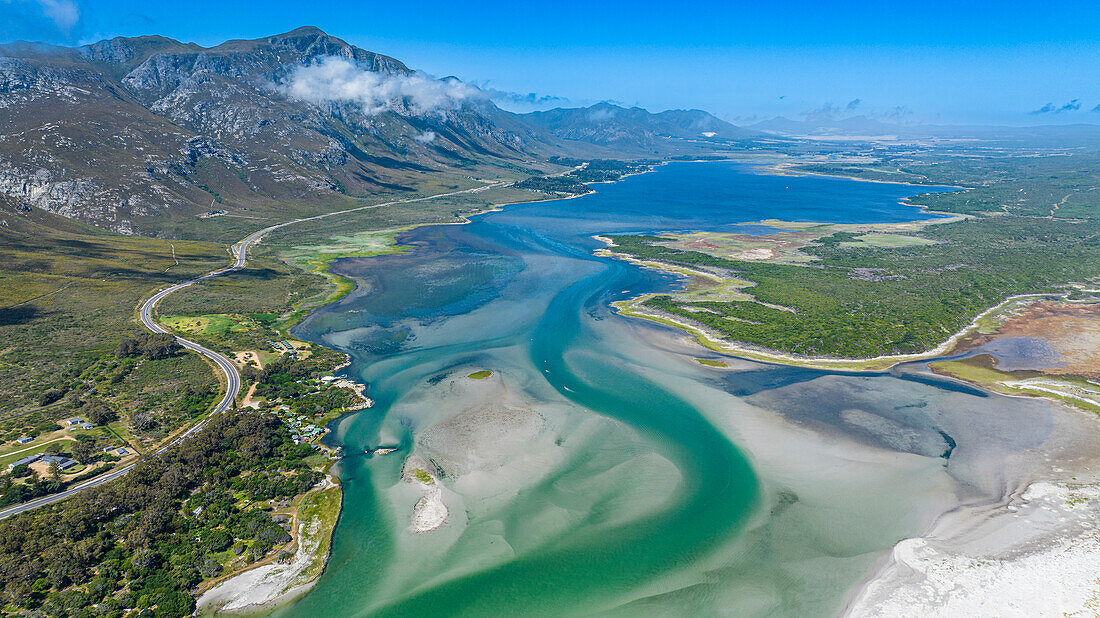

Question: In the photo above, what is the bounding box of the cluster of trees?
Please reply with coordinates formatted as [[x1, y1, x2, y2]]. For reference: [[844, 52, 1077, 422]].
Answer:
[[249, 356, 357, 413], [79, 400, 118, 426], [569, 159, 651, 183], [114, 333, 179, 361], [0, 411, 321, 616], [512, 175, 589, 195], [0, 476, 63, 509], [516, 159, 653, 195]]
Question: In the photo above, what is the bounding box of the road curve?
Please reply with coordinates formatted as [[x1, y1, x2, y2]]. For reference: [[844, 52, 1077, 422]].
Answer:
[[0, 181, 508, 520]]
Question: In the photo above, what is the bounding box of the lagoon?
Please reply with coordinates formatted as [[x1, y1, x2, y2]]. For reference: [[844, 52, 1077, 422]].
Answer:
[[282, 162, 1068, 616]]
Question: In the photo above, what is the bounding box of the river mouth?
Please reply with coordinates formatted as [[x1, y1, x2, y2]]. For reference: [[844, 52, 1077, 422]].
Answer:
[[281, 161, 1080, 616]]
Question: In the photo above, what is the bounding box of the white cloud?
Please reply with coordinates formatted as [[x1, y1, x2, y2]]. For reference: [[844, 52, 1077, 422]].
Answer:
[[1, 0, 80, 33], [414, 131, 436, 144], [36, 0, 79, 32], [587, 106, 617, 121], [278, 56, 482, 116]]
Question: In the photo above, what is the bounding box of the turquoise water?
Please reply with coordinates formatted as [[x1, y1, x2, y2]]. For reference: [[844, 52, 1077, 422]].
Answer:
[[281, 163, 1051, 616]]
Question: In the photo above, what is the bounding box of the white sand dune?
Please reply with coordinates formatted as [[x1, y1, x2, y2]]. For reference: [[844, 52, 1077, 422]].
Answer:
[[848, 481, 1100, 617]]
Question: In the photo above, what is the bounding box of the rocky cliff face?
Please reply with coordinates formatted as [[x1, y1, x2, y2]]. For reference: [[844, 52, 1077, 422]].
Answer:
[[0, 27, 538, 234]]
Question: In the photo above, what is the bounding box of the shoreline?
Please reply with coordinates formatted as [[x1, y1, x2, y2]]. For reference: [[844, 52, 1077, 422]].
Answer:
[[758, 159, 970, 191], [599, 232, 1069, 372], [196, 476, 343, 615], [844, 464, 1100, 616]]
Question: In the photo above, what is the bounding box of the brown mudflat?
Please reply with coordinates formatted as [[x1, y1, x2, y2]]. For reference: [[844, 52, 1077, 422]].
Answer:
[[954, 302, 1100, 378]]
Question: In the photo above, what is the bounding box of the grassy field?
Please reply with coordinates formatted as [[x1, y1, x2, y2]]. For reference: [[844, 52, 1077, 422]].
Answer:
[[842, 233, 939, 248], [160, 314, 255, 335], [0, 196, 227, 445]]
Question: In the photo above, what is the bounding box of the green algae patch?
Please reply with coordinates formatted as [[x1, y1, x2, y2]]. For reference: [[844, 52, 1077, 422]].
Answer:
[[694, 358, 729, 368], [411, 468, 434, 484], [842, 233, 938, 248], [467, 370, 493, 380]]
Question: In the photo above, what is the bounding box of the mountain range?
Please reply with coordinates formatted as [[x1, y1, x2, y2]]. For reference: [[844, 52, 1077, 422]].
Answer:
[[0, 27, 749, 236], [750, 115, 1100, 146]]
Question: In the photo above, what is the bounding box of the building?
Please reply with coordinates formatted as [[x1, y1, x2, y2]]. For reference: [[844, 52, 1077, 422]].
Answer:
[[8, 454, 42, 470], [114, 448, 129, 456], [15, 437, 33, 445], [41, 454, 77, 471], [67, 418, 83, 426], [81, 423, 94, 430]]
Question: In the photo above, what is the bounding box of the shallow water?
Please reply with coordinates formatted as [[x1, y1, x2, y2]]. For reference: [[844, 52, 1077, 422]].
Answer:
[[281, 162, 1059, 616]]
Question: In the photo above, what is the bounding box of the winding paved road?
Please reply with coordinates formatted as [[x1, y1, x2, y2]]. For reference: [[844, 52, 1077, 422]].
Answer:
[[0, 181, 507, 519]]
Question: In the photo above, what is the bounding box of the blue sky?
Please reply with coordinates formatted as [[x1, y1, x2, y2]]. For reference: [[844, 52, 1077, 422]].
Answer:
[[2, 0, 1099, 125]]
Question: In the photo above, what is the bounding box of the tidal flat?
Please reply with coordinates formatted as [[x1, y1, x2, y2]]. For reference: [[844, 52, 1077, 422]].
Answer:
[[278, 161, 1098, 616]]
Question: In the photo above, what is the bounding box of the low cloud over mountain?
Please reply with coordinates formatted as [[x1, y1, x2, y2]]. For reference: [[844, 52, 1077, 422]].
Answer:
[[277, 56, 483, 116]]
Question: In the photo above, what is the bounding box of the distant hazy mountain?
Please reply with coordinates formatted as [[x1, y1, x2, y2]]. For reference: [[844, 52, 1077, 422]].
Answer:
[[521, 102, 754, 150], [750, 115, 1100, 146], [750, 115, 908, 137]]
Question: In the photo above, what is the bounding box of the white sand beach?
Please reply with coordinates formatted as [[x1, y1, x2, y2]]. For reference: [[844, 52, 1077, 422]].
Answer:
[[848, 480, 1100, 617]]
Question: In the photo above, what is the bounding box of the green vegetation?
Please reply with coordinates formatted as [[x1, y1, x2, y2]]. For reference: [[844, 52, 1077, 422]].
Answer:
[[0, 411, 323, 616], [160, 314, 257, 337], [411, 469, 434, 484], [841, 233, 939, 248], [515, 159, 652, 195], [467, 370, 494, 380], [246, 353, 361, 426], [605, 149, 1100, 359], [286, 485, 342, 588], [0, 196, 226, 452], [157, 185, 546, 348], [155, 253, 327, 345], [929, 356, 1100, 414], [694, 358, 729, 368], [929, 356, 1013, 384], [512, 175, 590, 195]]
